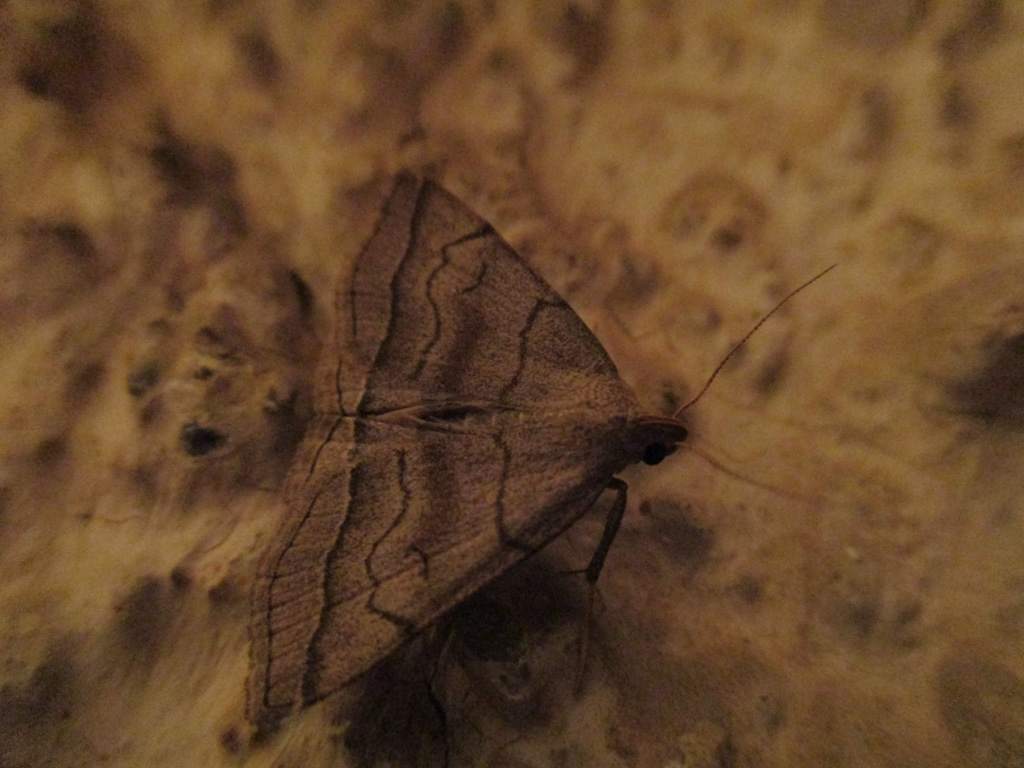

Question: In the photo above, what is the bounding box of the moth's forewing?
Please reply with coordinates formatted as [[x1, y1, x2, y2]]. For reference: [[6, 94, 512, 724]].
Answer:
[[336, 175, 623, 412], [248, 176, 653, 728], [247, 415, 355, 726]]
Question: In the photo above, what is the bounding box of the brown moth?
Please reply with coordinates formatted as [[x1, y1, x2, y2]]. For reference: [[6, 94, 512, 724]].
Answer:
[[247, 174, 689, 729]]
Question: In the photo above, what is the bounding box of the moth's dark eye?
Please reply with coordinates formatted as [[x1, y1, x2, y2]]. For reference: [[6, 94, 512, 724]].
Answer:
[[642, 442, 675, 466]]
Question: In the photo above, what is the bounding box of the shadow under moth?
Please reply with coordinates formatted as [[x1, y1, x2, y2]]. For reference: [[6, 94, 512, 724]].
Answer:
[[246, 173, 693, 729]]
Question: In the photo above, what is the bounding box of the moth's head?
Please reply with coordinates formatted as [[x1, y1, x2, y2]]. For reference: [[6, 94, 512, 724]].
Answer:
[[632, 416, 689, 466]]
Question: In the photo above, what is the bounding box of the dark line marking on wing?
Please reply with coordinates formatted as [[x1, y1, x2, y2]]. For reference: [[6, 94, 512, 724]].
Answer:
[[347, 181, 417, 345], [260, 485, 325, 713], [341, 204, 390, 412], [305, 415, 345, 481], [333, 317, 348, 416], [412, 224, 493, 380], [335, 368, 345, 415], [461, 260, 488, 295], [266, 488, 324, 604], [412, 257, 448, 380], [493, 430, 532, 554], [498, 297, 561, 401], [365, 450, 417, 633], [366, 592, 417, 636], [262, 610, 312, 635], [365, 451, 410, 585], [299, 460, 358, 704], [409, 544, 430, 580], [447, 224, 494, 249], [354, 183, 430, 415]]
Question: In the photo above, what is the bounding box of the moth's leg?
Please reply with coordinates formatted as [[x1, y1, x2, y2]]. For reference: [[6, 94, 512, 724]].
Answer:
[[576, 478, 628, 692], [585, 478, 628, 586]]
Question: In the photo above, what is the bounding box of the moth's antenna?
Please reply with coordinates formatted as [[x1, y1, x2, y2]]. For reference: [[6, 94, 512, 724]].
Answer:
[[682, 444, 821, 502], [674, 264, 837, 417]]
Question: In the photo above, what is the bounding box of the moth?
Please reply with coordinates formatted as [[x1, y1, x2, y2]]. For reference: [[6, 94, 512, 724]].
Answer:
[[247, 174, 692, 729]]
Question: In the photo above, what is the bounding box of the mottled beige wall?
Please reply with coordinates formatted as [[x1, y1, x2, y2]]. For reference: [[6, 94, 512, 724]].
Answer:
[[1, 1, 1022, 767]]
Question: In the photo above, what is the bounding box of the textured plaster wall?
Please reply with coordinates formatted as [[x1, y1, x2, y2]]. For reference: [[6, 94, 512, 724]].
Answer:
[[1, 1, 1023, 767]]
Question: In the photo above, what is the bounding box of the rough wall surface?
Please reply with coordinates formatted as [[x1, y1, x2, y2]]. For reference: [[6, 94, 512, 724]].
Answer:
[[1, 1, 1022, 766]]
